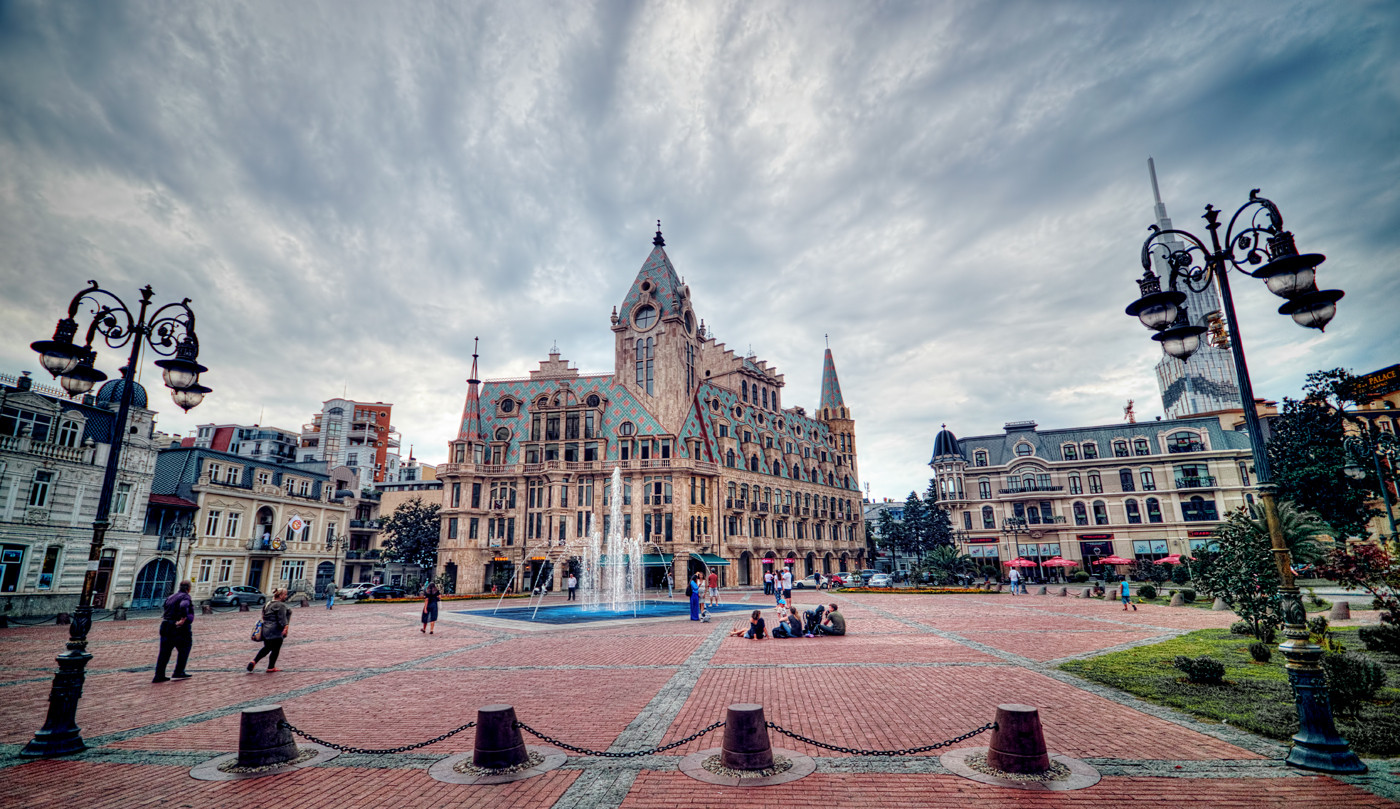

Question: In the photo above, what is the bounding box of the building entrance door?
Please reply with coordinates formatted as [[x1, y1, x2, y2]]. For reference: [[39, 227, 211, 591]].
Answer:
[[247, 559, 265, 590]]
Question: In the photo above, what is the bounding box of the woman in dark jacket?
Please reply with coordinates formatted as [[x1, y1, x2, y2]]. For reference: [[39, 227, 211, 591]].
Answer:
[[688, 574, 702, 620], [248, 588, 291, 672]]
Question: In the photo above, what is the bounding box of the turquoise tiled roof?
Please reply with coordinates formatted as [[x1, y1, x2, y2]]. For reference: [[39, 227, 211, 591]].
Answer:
[[617, 245, 683, 329], [953, 416, 1256, 466], [820, 349, 844, 411]]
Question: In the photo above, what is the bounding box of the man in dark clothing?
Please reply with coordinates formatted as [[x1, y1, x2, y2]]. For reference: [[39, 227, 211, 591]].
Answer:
[[801, 604, 825, 637], [815, 603, 846, 636], [153, 580, 195, 682]]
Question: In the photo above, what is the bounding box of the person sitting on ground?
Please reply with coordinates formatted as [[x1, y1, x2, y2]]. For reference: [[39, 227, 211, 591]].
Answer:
[[801, 603, 826, 637], [729, 609, 766, 639], [814, 603, 846, 636], [777, 606, 803, 638]]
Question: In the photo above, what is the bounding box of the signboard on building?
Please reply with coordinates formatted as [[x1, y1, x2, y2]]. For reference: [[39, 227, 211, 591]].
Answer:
[[1355, 363, 1400, 402], [1187, 530, 1214, 537], [1077, 534, 1113, 541]]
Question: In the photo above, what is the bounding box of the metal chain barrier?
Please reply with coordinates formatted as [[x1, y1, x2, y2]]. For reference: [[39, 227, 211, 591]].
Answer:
[[764, 720, 997, 756], [279, 719, 476, 755], [515, 720, 725, 758]]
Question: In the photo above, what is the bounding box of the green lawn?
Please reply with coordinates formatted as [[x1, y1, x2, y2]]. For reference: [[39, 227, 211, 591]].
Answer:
[[1059, 628, 1400, 757]]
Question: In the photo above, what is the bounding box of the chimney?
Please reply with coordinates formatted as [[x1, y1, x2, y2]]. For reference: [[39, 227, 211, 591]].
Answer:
[[16, 371, 32, 392]]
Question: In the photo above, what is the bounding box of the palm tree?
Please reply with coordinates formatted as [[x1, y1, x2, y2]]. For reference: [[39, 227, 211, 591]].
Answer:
[[921, 545, 976, 586], [1218, 500, 1331, 565]]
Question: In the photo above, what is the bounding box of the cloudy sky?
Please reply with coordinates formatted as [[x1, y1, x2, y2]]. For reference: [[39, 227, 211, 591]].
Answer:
[[2, 1, 1397, 500]]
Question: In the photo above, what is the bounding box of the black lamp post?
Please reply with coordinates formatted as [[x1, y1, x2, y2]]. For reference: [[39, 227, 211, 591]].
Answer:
[[1126, 192, 1363, 773], [22, 282, 209, 758], [1343, 430, 1399, 542]]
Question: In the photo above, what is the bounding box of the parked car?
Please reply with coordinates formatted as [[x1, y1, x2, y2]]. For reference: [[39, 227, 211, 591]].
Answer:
[[210, 585, 266, 606], [794, 574, 821, 589], [827, 574, 851, 588], [859, 569, 877, 583], [866, 573, 893, 588], [337, 583, 373, 600], [360, 585, 407, 600]]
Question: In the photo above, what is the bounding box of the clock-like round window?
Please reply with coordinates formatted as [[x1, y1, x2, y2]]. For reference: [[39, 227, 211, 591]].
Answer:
[[619, 421, 636, 436], [494, 427, 510, 441], [586, 394, 601, 408], [633, 305, 658, 330], [499, 399, 515, 413]]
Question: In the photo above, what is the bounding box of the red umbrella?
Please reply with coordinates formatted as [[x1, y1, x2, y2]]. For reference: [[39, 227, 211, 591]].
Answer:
[[1003, 558, 1038, 568], [1097, 555, 1134, 566], [1040, 557, 1079, 568], [1153, 554, 1182, 565]]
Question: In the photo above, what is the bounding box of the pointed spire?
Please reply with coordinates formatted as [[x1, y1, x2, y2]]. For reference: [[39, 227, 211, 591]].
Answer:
[[617, 221, 682, 329], [820, 347, 845, 412], [458, 337, 483, 442], [653, 219, 665, 247]]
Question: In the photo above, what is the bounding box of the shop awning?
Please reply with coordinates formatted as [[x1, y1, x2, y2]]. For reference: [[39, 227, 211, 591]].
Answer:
[[643, 553, 673, 567], [690, 552, 730, 567]]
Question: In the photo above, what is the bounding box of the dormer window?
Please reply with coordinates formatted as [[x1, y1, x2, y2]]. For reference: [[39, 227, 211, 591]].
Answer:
[[633, 304, 658, 330], [974, 450, 988, 467]]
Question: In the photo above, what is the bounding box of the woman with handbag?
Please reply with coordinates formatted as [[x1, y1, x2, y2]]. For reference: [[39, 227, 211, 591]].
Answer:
[[247, 588, 291, 672], [421, 581, 440, 634]]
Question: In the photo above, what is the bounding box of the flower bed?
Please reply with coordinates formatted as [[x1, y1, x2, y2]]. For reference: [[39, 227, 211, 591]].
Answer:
[[350, 593, 531, 604], [836, 587, 999, 595]]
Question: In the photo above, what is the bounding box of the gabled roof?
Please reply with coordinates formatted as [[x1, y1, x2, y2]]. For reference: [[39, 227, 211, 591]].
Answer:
[[820, 348, 845, 411], [617, 228, 684, 329]]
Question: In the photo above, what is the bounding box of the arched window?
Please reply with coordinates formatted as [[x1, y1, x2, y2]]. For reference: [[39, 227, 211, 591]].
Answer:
[[1062, 444, 1077, 461], [1146, 497, 1163, 523], [57, 419, 81, 448], [1082, 442, 1098, 459], [1068, 474, 1082, 495], [1125, 499, 1142, 524], [1027, 505, 1041, 524], [974, 450, 988, 467], [726, 449, 735, 468], [1014, 443, 1033, 457], [772, 461, 781, 475], [1133, 438, 1150, 456], [1168, 431, 1203, 453], [1073, 502, 1088, 525], [1113, 440, 1129, 458], [742, 380, 749, 402], [1119, 469, 1135, 492], [1140, 469, 1156, 491], [978, 479, 991, 499], [762, 388, 769, 409], [982, 506, 995, 528], [1092, 501, 1109, 525], [750, 455, 760, 472], [1088, 473, 1103, 493]]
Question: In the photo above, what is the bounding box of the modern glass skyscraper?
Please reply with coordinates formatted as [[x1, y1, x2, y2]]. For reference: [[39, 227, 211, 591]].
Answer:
[[1148, 159, 1241, 417]]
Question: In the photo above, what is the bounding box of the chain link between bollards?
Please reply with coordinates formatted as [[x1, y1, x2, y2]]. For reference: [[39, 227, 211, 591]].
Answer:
[[764, 720, 997, 756], [514, 719, 726, 758], [279, 719, 476, 755]]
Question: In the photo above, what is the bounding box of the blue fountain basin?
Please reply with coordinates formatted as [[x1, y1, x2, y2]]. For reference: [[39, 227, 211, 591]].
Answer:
[[456, 600, 754, 625]]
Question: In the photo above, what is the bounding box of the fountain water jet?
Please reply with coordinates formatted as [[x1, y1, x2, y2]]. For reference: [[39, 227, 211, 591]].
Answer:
[[577, 466, 643, 613]]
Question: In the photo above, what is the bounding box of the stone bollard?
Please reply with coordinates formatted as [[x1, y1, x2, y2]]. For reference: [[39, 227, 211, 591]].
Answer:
[[473, 704, 529, 770], [1058, 587, 1068, 597], [1328, 601, 1350, 621], [114, 607, 128, 621], [985, 704, 1051, 774], [201, 604, 213, 615], [240, 602, 251, 612], [237, 705, 299, 767], [1169, 593, 1185, 607], [720, 703, 775, 771], [1036, 586, 1047, 595], [1211, 597, 1229, 611], [1082, 587, 1092, 599]]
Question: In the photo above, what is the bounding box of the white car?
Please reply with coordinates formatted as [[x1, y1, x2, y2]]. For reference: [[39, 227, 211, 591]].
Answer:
[[866, 573, 893, 588], [337, 583, 373, 599]]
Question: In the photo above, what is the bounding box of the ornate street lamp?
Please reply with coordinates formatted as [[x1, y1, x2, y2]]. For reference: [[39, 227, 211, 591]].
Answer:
[[22, 282, 209, 758], [1126, 192, 1362, 773], [1343, 430, 1399, 541]]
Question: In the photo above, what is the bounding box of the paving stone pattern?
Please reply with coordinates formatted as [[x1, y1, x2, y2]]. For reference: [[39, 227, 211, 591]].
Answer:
[[0, 593, 1396, 808]]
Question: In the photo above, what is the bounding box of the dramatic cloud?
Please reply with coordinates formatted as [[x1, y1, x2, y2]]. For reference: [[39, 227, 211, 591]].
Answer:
[[1, 0, 1396, 498]]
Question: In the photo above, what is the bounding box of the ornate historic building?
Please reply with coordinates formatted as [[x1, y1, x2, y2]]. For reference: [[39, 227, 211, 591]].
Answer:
[[436, 227, 866, 594], [929, 416, 1255, 577]]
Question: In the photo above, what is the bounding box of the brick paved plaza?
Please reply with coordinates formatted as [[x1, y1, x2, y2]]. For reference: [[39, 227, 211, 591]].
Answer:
[[1, 591, 1397, 808]]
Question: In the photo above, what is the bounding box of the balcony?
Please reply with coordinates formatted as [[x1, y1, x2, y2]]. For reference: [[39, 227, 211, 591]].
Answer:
[[1168, 443, 1205, 454], [750, 501, 759, 511], [759, 503, 769, 513], [997, 484, 1065, 495], [245, 538, 284, 554], [1176, 476, 1217, 489]]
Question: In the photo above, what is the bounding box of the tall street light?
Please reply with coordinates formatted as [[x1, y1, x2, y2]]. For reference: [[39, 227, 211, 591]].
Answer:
[[1343, 429, 1399, 542], [22, 282, 210, 758], [1125, 192, 1362, 773]]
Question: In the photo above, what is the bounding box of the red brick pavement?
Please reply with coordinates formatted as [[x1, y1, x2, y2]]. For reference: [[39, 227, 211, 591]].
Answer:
[[709, 631, 999, 665], [620, 772, 1396, 809], [0, 760, 578, 809], [957, 629, 1167, 661], [419, 633, 703, 668]]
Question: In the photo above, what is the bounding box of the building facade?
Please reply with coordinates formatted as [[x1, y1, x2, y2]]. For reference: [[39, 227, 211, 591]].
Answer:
[[435, 228, 865, 593], [1147, 159, 1242, 418], [1347, 362, 1400, 542], [152, 446, 350, 601], [930, 416, 1255, 577], [194, 423, 301, 465], [0, 372, 163, 615], [299, 399, 401, 484]]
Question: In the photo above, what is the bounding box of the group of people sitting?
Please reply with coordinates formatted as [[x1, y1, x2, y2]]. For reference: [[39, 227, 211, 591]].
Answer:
[[730, 602, 845, 640]]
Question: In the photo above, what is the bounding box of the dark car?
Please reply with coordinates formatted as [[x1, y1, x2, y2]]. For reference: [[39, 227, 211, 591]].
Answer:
[[210, 585, 266, 606], [360, 585, 407, 600]]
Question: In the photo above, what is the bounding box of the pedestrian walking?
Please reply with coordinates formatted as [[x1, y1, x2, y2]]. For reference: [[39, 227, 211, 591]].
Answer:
[[707, 569, 720, 607], [1120, 579, 1137, 611], [1009, 567, 1020, 595], [248, 588, 291, 673], [153, 580, 195, 682], [665, 571, 674, 598], [763, 569, 773, 596], [325, 586, 334, 610], [421, 581, 441, 633], [567, 573, 578, 601], [688, 573, 702, 620]]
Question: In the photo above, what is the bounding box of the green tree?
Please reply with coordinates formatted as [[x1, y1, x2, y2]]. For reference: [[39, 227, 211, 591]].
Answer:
[[1268, 368, 1379, 539], [1196, 507, 1283, 641], [380, 497, 442, 571], [921, 545, 976, 585]]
